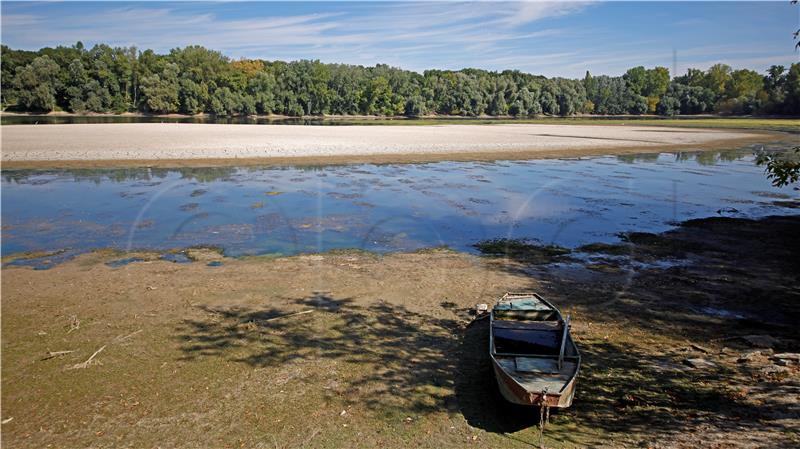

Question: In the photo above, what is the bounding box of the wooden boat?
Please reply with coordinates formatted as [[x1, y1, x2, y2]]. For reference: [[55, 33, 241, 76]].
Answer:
[[490, 292, 580, 408]]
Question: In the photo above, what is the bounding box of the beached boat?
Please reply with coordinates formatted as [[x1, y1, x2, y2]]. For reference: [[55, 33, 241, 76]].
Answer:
[[490, 292, 580, 408]]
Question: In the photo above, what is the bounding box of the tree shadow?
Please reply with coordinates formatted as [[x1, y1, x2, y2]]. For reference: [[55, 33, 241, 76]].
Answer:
[[469, 215, 800, 445], [173, 216, 800, 445], [176, 292, 468, 414]]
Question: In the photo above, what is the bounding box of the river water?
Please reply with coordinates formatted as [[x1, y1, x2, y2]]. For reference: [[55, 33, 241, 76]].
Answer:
[[2, 145, 797, 265]]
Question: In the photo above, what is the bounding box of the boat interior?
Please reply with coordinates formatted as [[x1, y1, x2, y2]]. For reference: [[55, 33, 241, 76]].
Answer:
[[492, 308, 563, 356], [492, 302, 579, 381]]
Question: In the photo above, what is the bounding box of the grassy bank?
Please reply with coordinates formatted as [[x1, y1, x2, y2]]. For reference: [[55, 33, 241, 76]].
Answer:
[[2, 215, 799, 448]]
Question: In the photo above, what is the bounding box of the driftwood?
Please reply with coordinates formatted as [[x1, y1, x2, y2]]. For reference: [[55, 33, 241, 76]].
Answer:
[[68, 345, 106, 370], [264, 310, 315, 322], [41, 350, 76, 361], [113, 329, 143, 343]]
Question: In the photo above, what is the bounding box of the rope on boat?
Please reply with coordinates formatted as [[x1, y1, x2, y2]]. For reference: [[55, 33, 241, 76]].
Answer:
[[538, 388, 550, 448]]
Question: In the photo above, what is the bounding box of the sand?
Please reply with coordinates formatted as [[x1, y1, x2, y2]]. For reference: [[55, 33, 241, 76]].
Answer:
[[0, 123, 775, 168]]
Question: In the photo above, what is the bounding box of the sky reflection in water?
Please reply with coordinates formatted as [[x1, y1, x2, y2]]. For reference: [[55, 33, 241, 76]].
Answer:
[[2, 147, 796, 259]]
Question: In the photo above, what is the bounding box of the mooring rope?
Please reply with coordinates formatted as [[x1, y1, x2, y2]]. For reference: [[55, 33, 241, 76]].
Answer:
[[538, 388, 550, 448]]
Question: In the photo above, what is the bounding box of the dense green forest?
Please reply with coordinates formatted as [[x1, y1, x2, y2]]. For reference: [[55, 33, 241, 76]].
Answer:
[[2, 43, 798, 117]]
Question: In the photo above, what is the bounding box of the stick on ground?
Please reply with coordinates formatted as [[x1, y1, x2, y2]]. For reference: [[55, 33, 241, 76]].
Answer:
[[264, 310, 315, 322], [68, 345, 106, 370], [41, 350, 76, 361]]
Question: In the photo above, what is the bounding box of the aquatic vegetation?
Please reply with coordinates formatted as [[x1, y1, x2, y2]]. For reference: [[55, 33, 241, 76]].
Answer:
[[473, 238, 570, 264]]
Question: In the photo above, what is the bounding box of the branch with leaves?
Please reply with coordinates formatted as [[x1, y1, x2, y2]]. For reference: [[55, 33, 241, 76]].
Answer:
[[794, 1, 800, 49], [756, 146, 800, 187]]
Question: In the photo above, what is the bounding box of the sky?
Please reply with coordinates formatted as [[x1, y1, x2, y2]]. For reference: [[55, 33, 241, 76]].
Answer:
[[2, 1, 798, 78]]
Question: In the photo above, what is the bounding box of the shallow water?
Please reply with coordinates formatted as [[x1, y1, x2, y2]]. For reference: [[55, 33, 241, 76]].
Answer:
[[2, 146, 797, 262], [0, 115, 727, 126]]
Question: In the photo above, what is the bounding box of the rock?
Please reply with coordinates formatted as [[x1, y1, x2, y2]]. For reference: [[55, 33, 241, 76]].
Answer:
[[772, 353, 800, 366], [684, 358, 717, 369], [772, 352, 800, 361], [741, 335, 780, 348], [690, 344, 711, 354], [760, 365, 792, 376], [737, 349, 772, 363]]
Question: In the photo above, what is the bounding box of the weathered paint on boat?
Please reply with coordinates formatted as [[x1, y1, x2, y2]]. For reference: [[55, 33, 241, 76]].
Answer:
[[489, 292, 581, 408]]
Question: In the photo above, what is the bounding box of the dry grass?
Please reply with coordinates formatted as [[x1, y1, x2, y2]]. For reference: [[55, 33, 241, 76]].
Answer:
[[2, 216, 799, 448]]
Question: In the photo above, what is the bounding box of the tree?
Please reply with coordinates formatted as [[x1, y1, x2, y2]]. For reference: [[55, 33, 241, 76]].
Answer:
[[756, 2, 800, 189], [756, 147, 800, 187], [140, 63, 179, 113], [704, 63, 733, 97], [12, 56, 61, 111], [1, 42, 797, 119], [404, 95, 426, 117], [726, 69, 764, 98], [623, 66, 647, 96], [365, 76, 397, 115], [248, 71, 277, 114]]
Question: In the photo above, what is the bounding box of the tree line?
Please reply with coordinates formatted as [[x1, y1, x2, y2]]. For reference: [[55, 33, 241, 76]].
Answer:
[[2, 43, 798, 117]]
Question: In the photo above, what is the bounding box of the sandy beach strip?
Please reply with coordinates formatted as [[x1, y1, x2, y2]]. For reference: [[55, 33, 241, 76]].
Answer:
[[0, 123, 776, 168]]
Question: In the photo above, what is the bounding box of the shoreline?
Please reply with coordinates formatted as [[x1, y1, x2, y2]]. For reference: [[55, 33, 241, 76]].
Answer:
[[3, 110, 798, 120], [3, 214, 798, 447], [0, 123, 782, 170]]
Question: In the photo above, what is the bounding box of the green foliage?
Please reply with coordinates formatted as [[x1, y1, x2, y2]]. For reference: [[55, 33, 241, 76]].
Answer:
[[1, 43, 798, 117], [11, 56, 61, 111], [473, 238, 570, 264], [140, 63, 180, 113], [755, 147, 800, 187], [658, 84, 716, 115]]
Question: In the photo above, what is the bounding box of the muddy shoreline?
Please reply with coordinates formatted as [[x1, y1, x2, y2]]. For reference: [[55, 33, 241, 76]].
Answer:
[[2, 214, 798, 448]]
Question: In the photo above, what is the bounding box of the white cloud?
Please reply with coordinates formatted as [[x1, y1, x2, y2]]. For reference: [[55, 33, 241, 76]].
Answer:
[[1, 1, 592, 71], [9, 1, 792, 77]]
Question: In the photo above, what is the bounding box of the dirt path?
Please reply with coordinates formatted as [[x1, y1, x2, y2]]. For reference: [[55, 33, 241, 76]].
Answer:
[[2, 215, 798, 448], [0, 123, 779, 169]]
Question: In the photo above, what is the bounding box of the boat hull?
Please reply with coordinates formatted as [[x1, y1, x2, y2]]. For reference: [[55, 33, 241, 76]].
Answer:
[[491, 356, 577, 408]]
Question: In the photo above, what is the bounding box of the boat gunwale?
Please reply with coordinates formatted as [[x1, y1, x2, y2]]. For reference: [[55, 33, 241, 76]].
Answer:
[[489, 292, 582, 399]]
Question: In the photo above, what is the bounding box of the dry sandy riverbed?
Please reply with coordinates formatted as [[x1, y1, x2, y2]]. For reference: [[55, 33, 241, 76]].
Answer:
[[0, 123, 776, 168]]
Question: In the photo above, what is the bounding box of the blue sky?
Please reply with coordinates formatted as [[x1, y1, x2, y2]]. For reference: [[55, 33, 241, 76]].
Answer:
[[2, 1, 798, 78]]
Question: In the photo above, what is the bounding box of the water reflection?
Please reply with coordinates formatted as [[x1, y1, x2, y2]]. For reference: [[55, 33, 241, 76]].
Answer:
[[2, 147, 796, 260]]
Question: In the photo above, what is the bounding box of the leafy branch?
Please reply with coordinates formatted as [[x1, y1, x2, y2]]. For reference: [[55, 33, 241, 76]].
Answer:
[[755, 146, 800, 187]]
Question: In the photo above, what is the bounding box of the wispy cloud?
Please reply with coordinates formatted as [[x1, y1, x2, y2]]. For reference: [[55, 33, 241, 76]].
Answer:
[[1, 2, 592, 71], [1, 1, 795, 77]]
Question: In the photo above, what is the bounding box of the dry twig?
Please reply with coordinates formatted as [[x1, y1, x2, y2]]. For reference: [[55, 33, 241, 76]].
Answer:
[[41, 350, 76, 361], [67, 315, 80, 333], [68, 345, 106, 370], [113, 329, 143, 343], [264, 310, 315, 323]]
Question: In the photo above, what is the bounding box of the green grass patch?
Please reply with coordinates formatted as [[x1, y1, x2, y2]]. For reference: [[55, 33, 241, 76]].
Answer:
[[473, 238, 570, 264]]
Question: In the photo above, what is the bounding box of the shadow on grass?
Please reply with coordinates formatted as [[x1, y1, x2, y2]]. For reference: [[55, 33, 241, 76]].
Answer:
[[455, 317, 800, 445], [513, 215, 800, 445], [174, 216, 800, 445], [176, 292, 466, 415]]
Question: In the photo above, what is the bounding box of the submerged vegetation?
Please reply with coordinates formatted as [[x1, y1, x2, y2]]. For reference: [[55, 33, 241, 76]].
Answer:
[[2, 43, 798, 117], [473, 238, 570, 264]]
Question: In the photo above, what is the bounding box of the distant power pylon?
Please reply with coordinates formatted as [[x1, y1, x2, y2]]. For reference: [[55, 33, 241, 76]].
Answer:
[[672, 48, 678, 79]]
